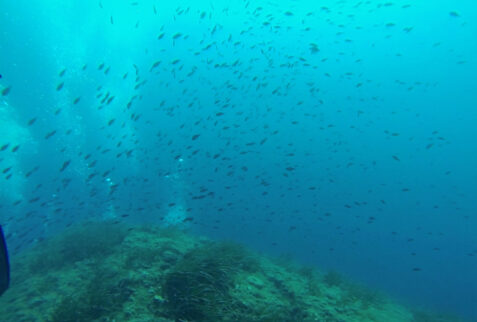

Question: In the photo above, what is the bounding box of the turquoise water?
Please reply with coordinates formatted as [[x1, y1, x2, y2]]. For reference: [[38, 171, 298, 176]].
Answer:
[[0, 0, 476, 320]]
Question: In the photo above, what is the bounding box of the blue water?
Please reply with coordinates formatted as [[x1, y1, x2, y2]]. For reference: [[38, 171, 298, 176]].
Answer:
[[1, 0, 476, 320]]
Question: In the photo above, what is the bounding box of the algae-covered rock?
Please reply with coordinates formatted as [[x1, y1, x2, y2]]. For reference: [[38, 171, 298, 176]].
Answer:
[[0, 223, 463, 322]]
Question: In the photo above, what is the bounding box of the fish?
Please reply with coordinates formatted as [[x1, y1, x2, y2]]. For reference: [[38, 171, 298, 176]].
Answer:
[[150, 61, 161, 71], [1, 86, 11, 96], [59, 160, 71, 172], [27, 118, 37, 126], [44, 130, 57, 139]]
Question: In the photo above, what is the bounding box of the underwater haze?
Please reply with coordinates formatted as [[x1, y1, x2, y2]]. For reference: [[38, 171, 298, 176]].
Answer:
[[1, 0, 476, 320]]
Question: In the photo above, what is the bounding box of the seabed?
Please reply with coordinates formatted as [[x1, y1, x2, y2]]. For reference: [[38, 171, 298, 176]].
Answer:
[[0, 222, 464, 321]]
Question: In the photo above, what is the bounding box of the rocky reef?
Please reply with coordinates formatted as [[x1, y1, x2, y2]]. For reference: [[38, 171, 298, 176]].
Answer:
[[0, 222, 463, 321]]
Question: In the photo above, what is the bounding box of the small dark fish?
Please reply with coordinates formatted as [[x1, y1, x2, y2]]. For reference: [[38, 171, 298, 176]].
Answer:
[[2, 86, 11, 96], [44, 130, 57, 139], [73, 97, 81, 104], [392, 155, 400, 161], [28, 118, 37, 126], [309, 43, 320, 54], [25, 166, 39, 177], [150, 61, 161, 71], [11, 145, 20, 152], [56, 82, 64, 91], [59, 160, 71, 172], [0, 144, 9, 151], [191, 134, 200, 140], [29, 197, 40, 203], [59, 69, 66, 77]]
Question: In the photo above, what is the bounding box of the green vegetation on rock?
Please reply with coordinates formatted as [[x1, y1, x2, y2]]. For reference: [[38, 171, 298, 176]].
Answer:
[[0, 222, 464, 322]]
